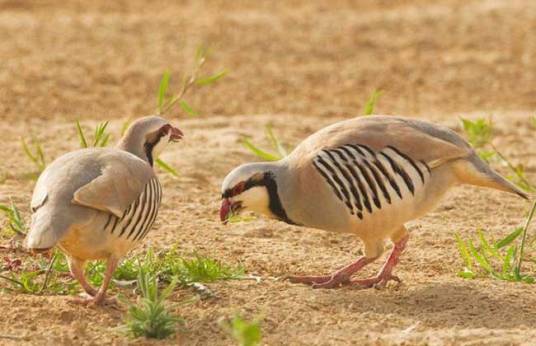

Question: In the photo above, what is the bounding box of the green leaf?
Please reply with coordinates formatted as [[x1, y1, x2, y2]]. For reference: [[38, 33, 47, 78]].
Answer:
[[265, 125, 287, 158], [155, 158, 179, 177], [502, 245, 516, 274], [455, 233, 472, 270], [468, 239, 494, 274], [179, 100, 198, 117], [460, 117, 493, 148], [195, 45, 208, 64], [477, 229, 501, 260], [94, 121, 110, 147], [458, 268, 476, 279], [495, 227, 523, 249], [76, 121, 88, 148], [157, 71, 171, 113], [363, 89, 382, 116], [195, 69, 228, 86], [241, 138, 281, 161]]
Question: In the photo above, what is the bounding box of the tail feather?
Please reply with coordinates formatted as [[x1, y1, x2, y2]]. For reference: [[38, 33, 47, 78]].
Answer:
[[454, 154, 530, 200]]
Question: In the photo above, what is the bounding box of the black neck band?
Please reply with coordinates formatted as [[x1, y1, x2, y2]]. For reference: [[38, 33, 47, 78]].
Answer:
[[262, 172, 297, 225], [144, 142, 155, 166]]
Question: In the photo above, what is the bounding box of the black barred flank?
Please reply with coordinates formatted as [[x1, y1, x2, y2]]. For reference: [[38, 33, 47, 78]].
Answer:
[[104, 177, 162, 242], [313, 160, 343, 200], [380, 151, 415, 195], [320, 151, 355, 214], [313, 143, 428, 218], [363, 160, 391, 204], [333, 149, 363, 213], [387, 146, 425, 184]]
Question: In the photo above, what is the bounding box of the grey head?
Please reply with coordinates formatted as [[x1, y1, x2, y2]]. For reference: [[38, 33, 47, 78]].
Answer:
[[117, 115, 183, 165], [219, 161, 296, 225]]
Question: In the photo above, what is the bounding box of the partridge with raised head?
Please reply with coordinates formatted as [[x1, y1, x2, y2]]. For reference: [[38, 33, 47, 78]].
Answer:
[[25, 116, 183, 304], [220, 116, 528, 289]]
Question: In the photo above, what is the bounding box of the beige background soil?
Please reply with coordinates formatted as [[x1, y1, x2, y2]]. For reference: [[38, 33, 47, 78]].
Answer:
[[0, 0, 535, 345]]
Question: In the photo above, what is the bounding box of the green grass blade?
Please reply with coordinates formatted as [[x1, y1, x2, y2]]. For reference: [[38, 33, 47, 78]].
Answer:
[[515, 200, 536, 278], [94, 121, 109, 147], [468, 239, 494, 274], [241, 138, 281, 161], [363, 89, 382, 116], [502, 245, 516, 274], [477, 229, 501, 260], [179, 100, 198, 117], [76, 121, 88, 148], [157, 71, 171, 113], [495, 227, 523, 249], [454, 233, 473, 270], [195, 69, 227, 86], [155, 158, 179, 177], [21, 139, 37, 162], [265, 125, 287, 157]]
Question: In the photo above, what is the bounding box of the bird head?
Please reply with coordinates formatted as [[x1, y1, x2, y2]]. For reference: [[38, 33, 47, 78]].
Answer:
[[118, 116, 183, 165], [220, 163, 274, 224]]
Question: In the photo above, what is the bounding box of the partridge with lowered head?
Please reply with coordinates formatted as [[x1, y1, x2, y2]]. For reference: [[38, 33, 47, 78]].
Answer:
[[220, 115, 528, 289]]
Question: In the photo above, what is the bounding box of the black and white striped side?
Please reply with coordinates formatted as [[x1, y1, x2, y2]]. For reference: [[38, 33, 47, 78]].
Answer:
[[313, 144, 431, 219], [102, 177, 162, 241]]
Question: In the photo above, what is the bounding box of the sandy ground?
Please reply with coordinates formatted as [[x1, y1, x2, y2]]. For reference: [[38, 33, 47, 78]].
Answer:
[[0, 0, 535, 345]]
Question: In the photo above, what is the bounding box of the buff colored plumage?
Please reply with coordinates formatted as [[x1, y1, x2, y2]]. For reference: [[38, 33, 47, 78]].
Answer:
[[220, 115, 528, 288], [25, 116, 182, 304]]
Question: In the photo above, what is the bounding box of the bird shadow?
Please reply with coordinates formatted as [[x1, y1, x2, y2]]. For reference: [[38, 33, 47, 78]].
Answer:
[[317, 281, 536, 329]]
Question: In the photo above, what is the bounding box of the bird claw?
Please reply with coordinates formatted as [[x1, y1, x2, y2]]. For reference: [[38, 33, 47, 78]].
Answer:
[[352, 273, 401, 289]]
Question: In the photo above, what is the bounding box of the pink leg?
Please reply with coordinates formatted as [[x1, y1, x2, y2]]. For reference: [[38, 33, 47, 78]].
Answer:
[[70, 257, 118, 306], [287, 256, 376, 289], [68, 257, 97, 296], [352, 234, 409, 288]]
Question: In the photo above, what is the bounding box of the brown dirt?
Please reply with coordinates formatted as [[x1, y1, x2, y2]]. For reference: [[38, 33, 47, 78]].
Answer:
[[0, 0, 535, 345]]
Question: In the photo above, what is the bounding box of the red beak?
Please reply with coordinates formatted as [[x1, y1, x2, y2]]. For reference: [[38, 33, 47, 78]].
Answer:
[[220, 199, 231, 224], [169, 126, 183, 142]]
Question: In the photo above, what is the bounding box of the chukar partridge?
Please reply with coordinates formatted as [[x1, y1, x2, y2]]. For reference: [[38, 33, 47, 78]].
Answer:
[[220, 116, 528, 289], [25, 116, 182, 304]]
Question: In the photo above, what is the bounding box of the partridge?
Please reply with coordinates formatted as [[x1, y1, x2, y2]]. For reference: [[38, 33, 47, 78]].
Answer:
[[25, 116, 183, 304], [220, 116, 528, 289]]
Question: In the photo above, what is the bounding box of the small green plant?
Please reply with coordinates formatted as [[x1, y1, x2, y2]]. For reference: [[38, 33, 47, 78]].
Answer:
[[242, 124, 288, 161], [0, 271, 41, 294], [0, 201, 26, 236], [0, 251, 78, 295], [123, 261, 182, 339], [460, 117, 493, 149], [492, 144, 536, 193], [160, 251, 245, 285], [221, 315, 262, 346], [460, 117, 535, 192], [21, 137, 46, 174], [455, 201, 536, 283], [362, 89, 382, 116], [76, 120, 111, 148], [156, 46, 227, 116]]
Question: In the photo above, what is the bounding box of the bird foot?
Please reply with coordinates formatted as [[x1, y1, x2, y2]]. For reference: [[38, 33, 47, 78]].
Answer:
[[285, 274, 352, 289], [286, 274, 332, 285], [351, 273, 401, 289]]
